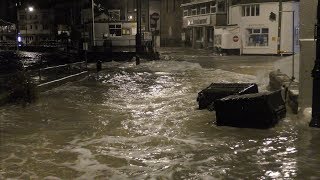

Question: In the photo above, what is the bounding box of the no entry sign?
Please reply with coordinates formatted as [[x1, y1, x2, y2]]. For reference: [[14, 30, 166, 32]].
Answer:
[[233, 36, 239, 42]]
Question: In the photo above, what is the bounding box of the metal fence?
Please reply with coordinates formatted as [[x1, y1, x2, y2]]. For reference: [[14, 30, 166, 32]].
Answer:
[[0, 61, 88, 93], [30, 61, 87, 84]]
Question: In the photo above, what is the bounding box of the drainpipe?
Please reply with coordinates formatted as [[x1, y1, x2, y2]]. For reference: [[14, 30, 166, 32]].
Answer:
[[277, 0, 282, 55], [310, 1, 320, 128], [16, 0, 20, 51]]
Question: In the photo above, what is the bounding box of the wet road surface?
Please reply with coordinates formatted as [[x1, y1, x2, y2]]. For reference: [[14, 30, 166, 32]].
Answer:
[[0, 53, 319, 179]]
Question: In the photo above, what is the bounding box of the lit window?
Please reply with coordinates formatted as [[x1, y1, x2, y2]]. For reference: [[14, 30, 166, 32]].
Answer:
[[246, 28, 269, 47], [122, 29, 131, 35], [109, 24, 122, 36]]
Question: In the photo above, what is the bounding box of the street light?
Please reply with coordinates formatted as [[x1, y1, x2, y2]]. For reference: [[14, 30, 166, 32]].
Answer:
[[28, 6, 34, 12], [25, 6, 35, 45], [309, 1, 320, 128]]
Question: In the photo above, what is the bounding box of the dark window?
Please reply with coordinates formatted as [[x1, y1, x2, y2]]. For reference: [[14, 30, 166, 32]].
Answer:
[[217, 0, 225, 12], [251, 6, 255, 16], [262, 28, 269, 33], [195, 27, 203, 41], [242, 5, 260, 17], [256, 5, 260, 16], [43, 24, 49, 30], [19, 25, 26, 30], [200, 7, 206, 14], [19, 15, 25, 20], [245, 6, 250, 16]]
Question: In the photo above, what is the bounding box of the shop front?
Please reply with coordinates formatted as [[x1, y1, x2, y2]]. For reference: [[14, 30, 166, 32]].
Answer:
[[181, 0, 227, 49]]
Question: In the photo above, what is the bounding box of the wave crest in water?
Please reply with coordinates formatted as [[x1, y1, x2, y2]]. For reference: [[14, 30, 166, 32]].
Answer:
[[0, 60, 301, 179]]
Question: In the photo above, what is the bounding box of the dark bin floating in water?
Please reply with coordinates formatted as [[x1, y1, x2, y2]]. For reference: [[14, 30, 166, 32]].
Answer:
[[197, 83, 259, 110], [215, 90, 286, 129]]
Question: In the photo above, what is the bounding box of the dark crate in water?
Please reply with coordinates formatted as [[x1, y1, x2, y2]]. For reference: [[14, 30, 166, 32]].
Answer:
[[215, 90, 286, 129], [197, 83, 258, 110]]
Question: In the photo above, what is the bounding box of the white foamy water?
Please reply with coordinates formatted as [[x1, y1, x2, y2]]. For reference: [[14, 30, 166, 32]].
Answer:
[[0, 60, 314, 179]]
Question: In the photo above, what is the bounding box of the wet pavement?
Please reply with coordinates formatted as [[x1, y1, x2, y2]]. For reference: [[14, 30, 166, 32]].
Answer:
[[0, 50, 319, 179]]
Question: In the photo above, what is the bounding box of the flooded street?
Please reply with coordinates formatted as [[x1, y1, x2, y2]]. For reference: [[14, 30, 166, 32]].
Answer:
[[0, 56, 319, 179]]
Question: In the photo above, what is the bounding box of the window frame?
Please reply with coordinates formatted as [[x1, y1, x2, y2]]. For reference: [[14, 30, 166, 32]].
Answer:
[[191, 8, 197, 16], [109, 24, 122, 37], [246, 28, 269, 47], [183, 9, 189, 17], [200, 7, 207, 14], [242, 4, 260, 17], [210, 5, 217, 14]]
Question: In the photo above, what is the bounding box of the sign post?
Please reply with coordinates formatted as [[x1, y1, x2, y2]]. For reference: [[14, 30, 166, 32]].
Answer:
[[150, 12, 160, 53]]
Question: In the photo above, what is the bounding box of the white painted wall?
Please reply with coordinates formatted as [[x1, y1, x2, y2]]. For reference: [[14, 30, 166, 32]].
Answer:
[[280, 2, 300, 54], [228, 2, 300, 55], [93, 22, 137, 46], [229, 6, 241, 25]]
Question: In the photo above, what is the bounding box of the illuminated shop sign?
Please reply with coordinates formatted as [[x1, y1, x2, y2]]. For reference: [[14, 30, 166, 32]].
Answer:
[[187, 16, 210, 26]]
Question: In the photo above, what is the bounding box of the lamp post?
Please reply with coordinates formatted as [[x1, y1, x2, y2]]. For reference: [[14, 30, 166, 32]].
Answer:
[[310, 1, 320, 128], [25, 6, 34, 46], [136, 0, 142, 54], [16, 1, 20, 51], [279, 10, 296, 80], [91, 0, 96, 47]]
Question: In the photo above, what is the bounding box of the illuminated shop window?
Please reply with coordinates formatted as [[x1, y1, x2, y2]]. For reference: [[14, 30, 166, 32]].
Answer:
[[246, 28, 269, 47]]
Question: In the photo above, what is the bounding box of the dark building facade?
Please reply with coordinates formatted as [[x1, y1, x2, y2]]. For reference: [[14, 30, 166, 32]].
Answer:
[[0, 0, 18, 22], [160, 0, 183, 47]]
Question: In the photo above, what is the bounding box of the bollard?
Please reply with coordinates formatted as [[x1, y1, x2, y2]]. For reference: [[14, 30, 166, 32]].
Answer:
[[136, 56, 140, 65]]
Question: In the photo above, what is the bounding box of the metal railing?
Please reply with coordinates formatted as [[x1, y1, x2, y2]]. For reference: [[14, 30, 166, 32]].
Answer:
[[34, 61, 87, 84], [0, 61, 87, 89]]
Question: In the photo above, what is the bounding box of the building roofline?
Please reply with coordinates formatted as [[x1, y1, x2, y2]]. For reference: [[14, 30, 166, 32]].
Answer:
[[181, 0, 215, 7], [231, 0, 299, 5]]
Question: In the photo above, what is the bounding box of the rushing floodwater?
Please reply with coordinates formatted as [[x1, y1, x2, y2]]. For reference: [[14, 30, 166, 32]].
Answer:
[[0, 59, 319, 179]]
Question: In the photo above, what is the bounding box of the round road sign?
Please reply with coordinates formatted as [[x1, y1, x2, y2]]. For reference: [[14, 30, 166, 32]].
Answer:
[[233, 36, 239, 42]]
